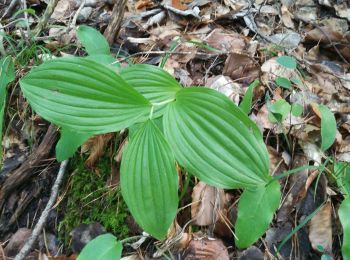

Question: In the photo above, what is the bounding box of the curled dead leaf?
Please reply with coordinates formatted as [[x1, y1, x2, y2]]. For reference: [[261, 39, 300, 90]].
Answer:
[[81, 133, 114, 167], [191, 182, 225, 226], [184, 237, 230, 260]]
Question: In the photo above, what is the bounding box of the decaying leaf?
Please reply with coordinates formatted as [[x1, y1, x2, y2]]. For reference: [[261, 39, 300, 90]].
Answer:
[[81, 133, 114, 167], [184, 237, 230, 259], [309, 200, 332, 254], [191, 182, 225, 226]]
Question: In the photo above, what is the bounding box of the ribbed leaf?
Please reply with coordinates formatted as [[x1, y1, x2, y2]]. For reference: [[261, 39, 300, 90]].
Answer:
[[20, 57, 151, 133], [77, 233, 122, 260], [121, 120, 178, 240], [339, 197, 350, 260], [235, 181, 281, 248], [119, 64, 182, 114], [163, 87, 270, 189]]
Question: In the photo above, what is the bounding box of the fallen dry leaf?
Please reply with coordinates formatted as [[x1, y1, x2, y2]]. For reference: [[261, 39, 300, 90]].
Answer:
[[223, 53, 259, 84], [309, 200, 332, 253], [184, 238, 230, 259], [81, 133, 114, 168], [191, 181, 225, 226]]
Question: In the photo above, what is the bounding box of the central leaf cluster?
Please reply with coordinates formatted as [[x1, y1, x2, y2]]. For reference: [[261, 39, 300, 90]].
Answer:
[[19, 26, 280, 249]]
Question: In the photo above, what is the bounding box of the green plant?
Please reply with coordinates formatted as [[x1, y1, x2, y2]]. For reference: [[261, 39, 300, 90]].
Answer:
[[268, 55, 337, 151], [0, 56, 15, 162], [58, 155, 129, 245], [20, 26, 281, 258], [334, 162, 350, 260]]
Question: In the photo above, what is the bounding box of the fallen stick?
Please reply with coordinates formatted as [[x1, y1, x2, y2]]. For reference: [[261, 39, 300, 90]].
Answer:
[[103, 0, 127, 45], [14, 159, 69, 260], [32, 0, 59, 37]]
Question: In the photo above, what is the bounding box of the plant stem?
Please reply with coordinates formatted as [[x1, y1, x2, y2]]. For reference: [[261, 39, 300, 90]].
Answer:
[[179, 172, 192, 201]]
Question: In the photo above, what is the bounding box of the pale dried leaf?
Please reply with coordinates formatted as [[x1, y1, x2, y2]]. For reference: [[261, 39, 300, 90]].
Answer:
[[309, 200, 332, 253], [191, 182, 225, 226], [81, 133, 114, 167], [184, 238, 230, 259]]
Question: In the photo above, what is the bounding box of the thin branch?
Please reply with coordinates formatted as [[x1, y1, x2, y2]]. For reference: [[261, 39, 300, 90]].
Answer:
[[21, 0, 31, 41], [116, 50, 229, 63], [34, 0, 85, 41], [0, 23, 6, 57], [13, 160, 69, 260], [103, 0, 127, 45], [32, 0, 59, 37], [1, 0, 19, 18]]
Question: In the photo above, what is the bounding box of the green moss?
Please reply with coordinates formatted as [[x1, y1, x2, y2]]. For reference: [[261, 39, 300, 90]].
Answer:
[[58, 155, 129, 245]]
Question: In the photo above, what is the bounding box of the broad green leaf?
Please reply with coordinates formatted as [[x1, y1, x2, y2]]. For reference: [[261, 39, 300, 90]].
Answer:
[[56, 128, 92, 161], [119, 64, 182, 117], [318, 104, 336, 151], [339, 197, 350, 260], [275, 77, 291, 89], [335, 162, 350, 196], [0, 56, 15, 162], [268, 99, 291, 123], [85, 54, 120, 68], [291, 103, 303, 117], [76, 25, 119, 68], [20, 57, 151, 133], [235, 181, 281, 248], [239, 80, 259, 114], [276, 56, 297, 70], [121, 120, 178, 240], [76, 25, 110, 56], [163, 87, 270, 189], [77, 233, 122, 260]]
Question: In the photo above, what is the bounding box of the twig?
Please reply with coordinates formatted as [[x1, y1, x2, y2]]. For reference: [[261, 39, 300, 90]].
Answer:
[[32, 0, 59, 36], [103, 0, 127, 45], [0, 23, 6, 57], [34, 0, 84, 41], [116, 50, 229, 63], [13, 160, 69, 260], [21, 0, 31, 41], [1, 0, 19, 18]]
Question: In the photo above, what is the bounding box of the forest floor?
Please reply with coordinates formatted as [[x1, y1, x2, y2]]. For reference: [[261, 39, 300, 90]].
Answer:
[[0, 0, 350, 259]]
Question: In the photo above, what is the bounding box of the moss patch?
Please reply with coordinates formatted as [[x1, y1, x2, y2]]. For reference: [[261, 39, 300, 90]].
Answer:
[[58, 155, 129, 246]]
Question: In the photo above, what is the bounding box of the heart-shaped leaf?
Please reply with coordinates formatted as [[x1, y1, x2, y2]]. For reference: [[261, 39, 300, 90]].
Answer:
[[163, 87, 270, 189], [20, 57, 151, 133], [275, 76, 291, 89], [276, 56, 297, 70], [235, 181, 281, 248], [121, 120, 178, 240], [77, 233, 122, 260]]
